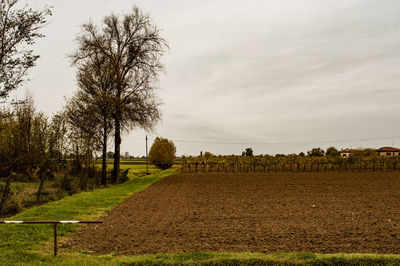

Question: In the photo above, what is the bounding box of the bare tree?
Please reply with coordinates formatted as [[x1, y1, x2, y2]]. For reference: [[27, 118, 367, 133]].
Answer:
[[64, 81, 113, 186], [0, 0, 52, 98], [48, 111, 68, 171], [64, 92, 100, 171], [70, 47, 114, 186], [71, 6, 167, 183]]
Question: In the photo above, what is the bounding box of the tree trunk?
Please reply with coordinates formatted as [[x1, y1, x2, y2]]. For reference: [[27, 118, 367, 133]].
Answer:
[[113, 117, 121, 184], [75, 145, 82, 174], [36, 172, 44, 202], [101, 123, 107, 186], [0, 173, 13, 215]]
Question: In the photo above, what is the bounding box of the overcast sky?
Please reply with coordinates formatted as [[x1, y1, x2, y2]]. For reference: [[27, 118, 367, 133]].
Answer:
[[12, 0, 400, 156]]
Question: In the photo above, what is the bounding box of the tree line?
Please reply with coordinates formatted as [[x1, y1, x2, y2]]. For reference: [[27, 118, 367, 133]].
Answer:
[[0, 1, 167, 215]]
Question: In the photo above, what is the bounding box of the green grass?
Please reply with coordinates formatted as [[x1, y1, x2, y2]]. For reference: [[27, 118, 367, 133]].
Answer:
[[4, 250, 400, 265], [2, 166, 400, 265], [93, 161, 161, 177], [106, 163, 161, 176]]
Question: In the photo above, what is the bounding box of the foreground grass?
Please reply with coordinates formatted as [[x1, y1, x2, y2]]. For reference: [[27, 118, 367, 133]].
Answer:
[[1, 167, 400, 265], [7, 251, 400, 265]]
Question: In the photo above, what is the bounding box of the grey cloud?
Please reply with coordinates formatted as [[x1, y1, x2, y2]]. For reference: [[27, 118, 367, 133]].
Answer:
[[20, 0, 400, 156]]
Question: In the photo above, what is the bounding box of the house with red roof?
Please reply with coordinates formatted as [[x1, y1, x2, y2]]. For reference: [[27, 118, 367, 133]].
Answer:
[[339, 147, 400, 157], [376, 147, 400, 156]]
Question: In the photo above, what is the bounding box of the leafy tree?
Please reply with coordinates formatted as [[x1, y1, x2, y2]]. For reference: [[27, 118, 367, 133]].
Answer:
[[106, 151, 115, 159], [203, 151, 213, 158], [72, 6, 167, 183], [353, 148, 378, 157], [326, 147, 339, 157], [243, 148, 253, 156], [307, 147, 325, 157], [0, 0, 52, 98], [362, 148, 378, 157], [149, 137, 176, 169]]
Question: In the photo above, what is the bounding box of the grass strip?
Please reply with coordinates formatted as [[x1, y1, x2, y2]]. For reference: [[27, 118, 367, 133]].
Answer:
[[10, 251, 400, 265]]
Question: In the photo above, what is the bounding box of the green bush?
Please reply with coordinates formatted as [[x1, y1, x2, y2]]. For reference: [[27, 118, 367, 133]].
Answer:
[[0, 183, 23, 217], [149, 137, 176, 169]]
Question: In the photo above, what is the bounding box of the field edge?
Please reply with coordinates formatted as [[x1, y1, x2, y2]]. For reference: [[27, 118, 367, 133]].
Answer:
[[17, 251, 400, 265]]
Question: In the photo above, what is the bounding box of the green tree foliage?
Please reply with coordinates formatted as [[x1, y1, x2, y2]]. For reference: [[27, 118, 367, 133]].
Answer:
[[307, 147, 325, 157], [149, 137, 176, 169], [203, 151, 213, 158], [0, 97, 68, 178], [106, 151, 115, 159], [1, 97, 51, 179], [0, 97, 69, 211], [326, 147, 339, 157], [0, 0, 52, 98], [352, 148, 378, 158], [242, 148, 253, 156]]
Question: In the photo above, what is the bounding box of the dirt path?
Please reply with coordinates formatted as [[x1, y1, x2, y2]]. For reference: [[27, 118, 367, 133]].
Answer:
[[64, 172, 400, 255]]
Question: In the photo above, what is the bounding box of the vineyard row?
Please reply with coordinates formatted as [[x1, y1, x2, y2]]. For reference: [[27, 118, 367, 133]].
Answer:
[[180, 156, 400, 173]]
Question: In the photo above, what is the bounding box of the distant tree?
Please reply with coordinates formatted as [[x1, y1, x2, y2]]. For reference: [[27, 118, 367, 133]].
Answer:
[[243, 148, 253, 156], [149, 137, 176, 169], [71, 6, 167, 184], [203, 151, 213, 158], [353, 148, 378, 157], [362, 148, 378, 157], [0, 0, 52, 98], [307, 147, 325, 157], [106, 151, 114, 160], [299, 152, 305, 156], [326, 147, 339, 157]]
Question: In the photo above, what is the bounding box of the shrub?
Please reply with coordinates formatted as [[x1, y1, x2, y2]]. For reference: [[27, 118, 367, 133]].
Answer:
[[119, 169, 130, 183], [149, 137, 176, 169], [0, 183, 23, 217], [326, 147, 339, 157]]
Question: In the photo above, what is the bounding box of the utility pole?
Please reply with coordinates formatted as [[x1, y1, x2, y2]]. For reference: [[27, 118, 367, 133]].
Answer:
[[146, 135, 149, 175]]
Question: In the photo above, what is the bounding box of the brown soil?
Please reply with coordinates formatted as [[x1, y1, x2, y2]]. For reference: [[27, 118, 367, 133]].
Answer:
[[64, 172, 400, 255]]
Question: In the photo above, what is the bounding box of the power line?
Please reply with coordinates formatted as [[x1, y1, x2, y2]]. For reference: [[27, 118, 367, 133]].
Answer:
[[123, 135, 400, 145]]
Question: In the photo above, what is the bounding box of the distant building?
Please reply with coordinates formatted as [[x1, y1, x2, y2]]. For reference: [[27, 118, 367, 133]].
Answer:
[[339, 148, 356, 157], [376, 147, 400, 156], [339, 147, 400, 157]]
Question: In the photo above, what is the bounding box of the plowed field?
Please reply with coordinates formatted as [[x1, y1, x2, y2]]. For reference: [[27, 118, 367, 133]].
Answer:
[[64, 172, 400, 254]]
